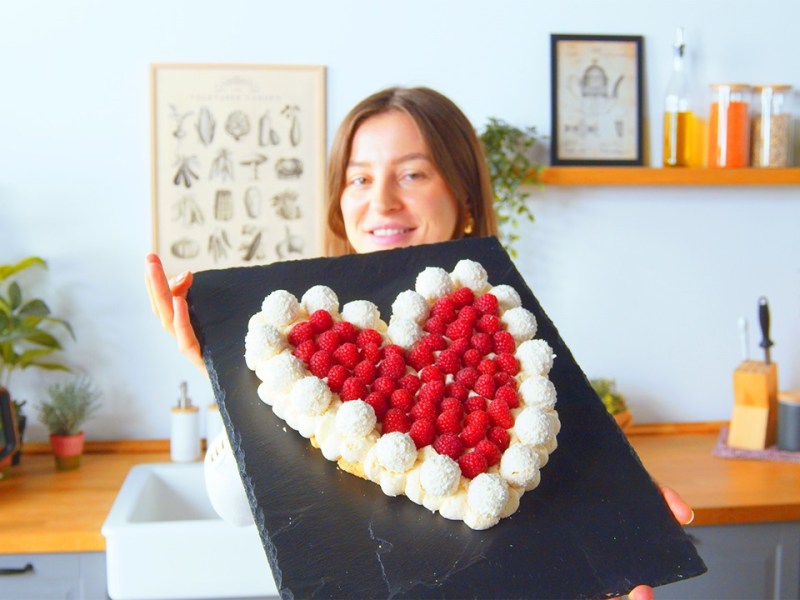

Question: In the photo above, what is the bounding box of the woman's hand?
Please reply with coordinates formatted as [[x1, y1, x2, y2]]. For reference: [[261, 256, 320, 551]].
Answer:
[[627, 485, 695, 600], [144, 253, 206, 374]]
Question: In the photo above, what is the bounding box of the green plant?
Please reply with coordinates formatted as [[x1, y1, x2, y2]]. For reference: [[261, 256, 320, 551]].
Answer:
[[0, 257, 74, 388], [36, 376, 100, 436], [590, 378, 628, 416], [478, 118, 543, 257]]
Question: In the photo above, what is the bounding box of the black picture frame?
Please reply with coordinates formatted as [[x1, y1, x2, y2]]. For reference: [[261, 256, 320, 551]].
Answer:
[[550, 34, 644, 166]]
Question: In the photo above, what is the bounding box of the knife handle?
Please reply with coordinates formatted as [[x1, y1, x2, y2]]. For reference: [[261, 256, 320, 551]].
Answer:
[[758, 296, 773, 349]]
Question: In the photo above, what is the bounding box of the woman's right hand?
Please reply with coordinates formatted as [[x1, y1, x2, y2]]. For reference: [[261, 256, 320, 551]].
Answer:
[[144, 253, 207, 374]]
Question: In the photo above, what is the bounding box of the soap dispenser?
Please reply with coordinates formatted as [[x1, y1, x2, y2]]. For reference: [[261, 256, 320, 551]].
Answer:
[[171, 382, 201, 462]]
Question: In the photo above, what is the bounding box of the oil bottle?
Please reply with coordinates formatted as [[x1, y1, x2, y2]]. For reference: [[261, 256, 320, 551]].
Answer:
[[663, 27, 699, 167]]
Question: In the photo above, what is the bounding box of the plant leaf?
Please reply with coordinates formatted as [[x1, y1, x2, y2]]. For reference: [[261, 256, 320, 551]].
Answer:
[[19, 299, 50, 318], [0, 256, 46, 282]]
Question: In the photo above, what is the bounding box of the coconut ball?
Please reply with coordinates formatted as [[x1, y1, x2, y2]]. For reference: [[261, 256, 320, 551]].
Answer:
[[451, 259, 488, 293], [255, 352, 305, 394], [490, 284, 522, 312], [375, 432, 417, 473], [514, 407, 556, 447], [244, 322, 286, 370], [519, 376, 558, 411], [387, 317, 423, 350], [467, 473, 509, 519], [415, 267, 453, 301], [341, 300, 381, 330], [391, 290, 429, 324], [335, 400, 377, 438], [500, 444, 541, 488], [420, 453, 461, 497], [290, 376, 332, 417], [501, 306, 537, 342], [261, 290, 301, 327], [516, 339, 555, 376], [301, 285, 339, 316]]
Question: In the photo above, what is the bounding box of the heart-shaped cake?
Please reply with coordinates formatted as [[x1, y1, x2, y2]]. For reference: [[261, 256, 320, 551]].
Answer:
[[244, 259, 559, 530]]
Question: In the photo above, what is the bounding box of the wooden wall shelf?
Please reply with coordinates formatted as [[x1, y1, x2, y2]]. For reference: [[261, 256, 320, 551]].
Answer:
[[536, 167, 800, 186]]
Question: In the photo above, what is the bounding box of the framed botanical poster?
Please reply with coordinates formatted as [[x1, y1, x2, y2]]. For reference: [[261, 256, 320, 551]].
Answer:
[[550, 35, 643, 166], [151, 64, 326, 276]]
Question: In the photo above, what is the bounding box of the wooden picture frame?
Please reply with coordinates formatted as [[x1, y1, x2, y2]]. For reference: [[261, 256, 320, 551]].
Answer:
[[550, 35, 644, 166], [150, 64, 326, 276]]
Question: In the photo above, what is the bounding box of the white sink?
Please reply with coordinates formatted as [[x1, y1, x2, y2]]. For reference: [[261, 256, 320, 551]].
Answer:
[[102, 462, 279, 600]]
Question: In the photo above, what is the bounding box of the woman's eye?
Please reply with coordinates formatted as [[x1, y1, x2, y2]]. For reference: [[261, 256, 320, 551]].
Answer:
[[402, 171, 424, 182], [349, 176, 368, 186]]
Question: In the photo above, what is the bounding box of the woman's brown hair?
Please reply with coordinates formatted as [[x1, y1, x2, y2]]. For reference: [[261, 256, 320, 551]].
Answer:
[[324, 86, 498, 256]]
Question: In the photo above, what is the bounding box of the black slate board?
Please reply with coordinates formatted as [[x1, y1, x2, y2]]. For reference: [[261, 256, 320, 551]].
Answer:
[[187, 237, 706, 599]]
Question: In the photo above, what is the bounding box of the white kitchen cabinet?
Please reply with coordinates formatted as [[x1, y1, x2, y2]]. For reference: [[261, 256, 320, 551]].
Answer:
[[0, 552, 107, 600], [659, 521, 800, 599]]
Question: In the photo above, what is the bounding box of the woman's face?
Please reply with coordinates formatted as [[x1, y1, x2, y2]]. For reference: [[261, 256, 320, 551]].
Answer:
[[340, 110, 459, 254]]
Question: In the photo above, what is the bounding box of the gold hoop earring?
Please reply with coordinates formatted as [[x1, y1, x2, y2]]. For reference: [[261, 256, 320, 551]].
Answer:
[[463, 211, 474, 235]]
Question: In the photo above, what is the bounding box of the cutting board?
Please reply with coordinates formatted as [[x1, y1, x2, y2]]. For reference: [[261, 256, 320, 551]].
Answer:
[[187, 237, 706, 599]]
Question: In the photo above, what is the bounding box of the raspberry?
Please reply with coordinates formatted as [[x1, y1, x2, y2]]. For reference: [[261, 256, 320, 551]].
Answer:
[[495, 353, 520, 375], [418, 380, 445, 404], [409, 419, 436, 448], [293, 339, 317, 362], [477, 358, 498, 376], [287, 321, 315, 346], [452, 287, 475, 308], [390, 388, 414, 412], [421, 333, 447, 351], [493, 331, 516, 354], [431, 297, 457, 323], [379, 353, 406, 380], [332, 320, 357, 343], [435, 349, 461, 374], [445, 319, 473, 340], [436, 409, 462, 434], [309, 350, 334, 378], [382, 344, 406, 360], [495, 384, 520, 409], [493, 371, 514, 389], [445, 381, 469, 402], [455, 366, 480, 389], [459, 424, 485, 448], [397, 373, 421, 394], [474, 374, 496, 399], [458, 305, 479, 325], [458, 451, 488, 479], [488, 398, 514, 428], [419, 365, 444, 383], [440, 397, 463, 419], [476, 314, 501, 335], [372, 376, 396, 396], [470, 332, 493, 356], [309, 309, 334, 333], [354, 359, 377, 383], [341, 376, 367, 401], [316, 329, 341, 353], [465, 409, 491, 432], [433, 433, 464, 461], [382, 408, 410, 434], [487, 426, 510, 451], [360, 342, 382, 364], [473, 293, 499, 316], [326, 365, 348, 392], [356, 328, 382, 348], [449, 337, 471, 356], [364, 391, 388, 421], [465, 395, 487, 413], [407, 344, 435, 371], [462, 348, 482, 368], [410, 398, 438, 421], [423, 315, 447, 335], [333, 342, 360, 369], [475, 439, 501, 466]]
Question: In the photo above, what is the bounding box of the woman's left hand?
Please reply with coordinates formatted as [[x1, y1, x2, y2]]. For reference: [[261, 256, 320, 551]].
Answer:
[[626, 485, 695, 600]]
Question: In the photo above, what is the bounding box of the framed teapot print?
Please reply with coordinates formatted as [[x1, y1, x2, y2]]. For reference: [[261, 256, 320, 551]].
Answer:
[[550, 34, 644, 166]]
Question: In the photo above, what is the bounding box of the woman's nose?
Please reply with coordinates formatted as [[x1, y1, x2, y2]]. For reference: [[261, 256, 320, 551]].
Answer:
[[369, 176, 401, 213]]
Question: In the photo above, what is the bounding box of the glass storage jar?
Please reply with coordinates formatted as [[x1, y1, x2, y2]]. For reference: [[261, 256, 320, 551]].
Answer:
[[708, 83, 752, 168], [751, 85, 793, 167]]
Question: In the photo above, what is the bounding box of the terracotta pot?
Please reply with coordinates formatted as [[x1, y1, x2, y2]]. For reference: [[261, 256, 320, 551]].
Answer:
[[613, 410, 633, 431], [0, 454, 12, 479], [49, 432, 85, 470]]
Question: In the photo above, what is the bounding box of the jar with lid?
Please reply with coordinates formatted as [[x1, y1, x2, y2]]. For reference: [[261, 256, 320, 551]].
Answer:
[[707, 84, 752, 168], [751, 85, 794, 167]]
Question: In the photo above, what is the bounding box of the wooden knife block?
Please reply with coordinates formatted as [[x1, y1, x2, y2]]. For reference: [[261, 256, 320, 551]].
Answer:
[[728, 360, 778, 450]]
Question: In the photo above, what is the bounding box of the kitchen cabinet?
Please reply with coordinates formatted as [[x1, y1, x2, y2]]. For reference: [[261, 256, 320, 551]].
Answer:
[[0, 552, 107, 600], [536, 166, 800, 186], [660, 521, 800, 599]]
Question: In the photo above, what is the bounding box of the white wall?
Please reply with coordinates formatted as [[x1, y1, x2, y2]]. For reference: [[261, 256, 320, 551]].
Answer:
[[2, 0, 798, 440]]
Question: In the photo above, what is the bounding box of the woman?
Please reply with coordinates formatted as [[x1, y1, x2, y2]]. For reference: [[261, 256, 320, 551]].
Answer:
[[146, 86, 691, 600]]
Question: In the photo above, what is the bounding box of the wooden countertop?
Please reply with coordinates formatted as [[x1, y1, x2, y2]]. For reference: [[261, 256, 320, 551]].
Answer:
[[1, 424, 799, 554]]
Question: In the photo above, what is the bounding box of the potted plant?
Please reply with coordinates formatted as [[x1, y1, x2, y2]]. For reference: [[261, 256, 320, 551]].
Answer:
[[36, 376, 101, 470], [478, 118, 544, 258], [0, 256, 74, 463], [590, 377, 633, 430]]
